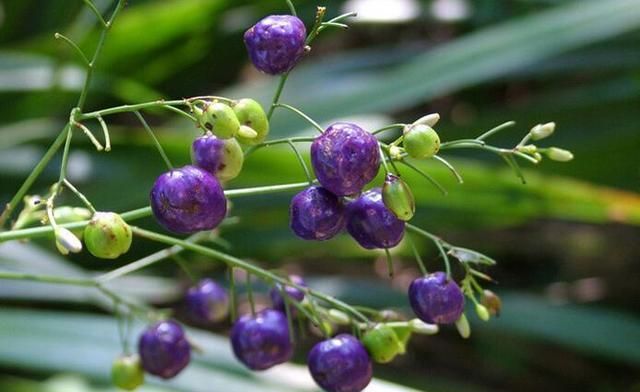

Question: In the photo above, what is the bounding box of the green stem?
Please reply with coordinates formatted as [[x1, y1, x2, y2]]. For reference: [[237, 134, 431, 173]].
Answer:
[[287, 139, 313, 184], [267, 73, 290, 120], [372, 123, 405, 135], [286, 0, 297, 16], [406, 224, 452, 278], [131, 226, 369, 323], [273, 103, 324, 134], [476, 121, 516, 141], [244, 136, 315, 157], [134, 111, 173, 169], [0, 271, 95, 287], [54, 33, 90, 66], [0, 126, 68, 227], [82, 0, 108, 27], [62, 179, 97, 213]]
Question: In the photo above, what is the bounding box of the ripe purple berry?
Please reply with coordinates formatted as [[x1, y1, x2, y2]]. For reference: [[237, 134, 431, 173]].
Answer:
[[184, 278, 229, 326], [408, 272, 465, 324], [270, 274, 306, 313], [290, 186, 345, 240], [345, 188, 405, 249], [191, 132, 244, 182], [150, 165, 227, 234], [230, 309, 293, 370], [311, 123, 380, 196], [244, 15, 307, 75], [308, 334, 373, 392], [138, 320, 191, 379]]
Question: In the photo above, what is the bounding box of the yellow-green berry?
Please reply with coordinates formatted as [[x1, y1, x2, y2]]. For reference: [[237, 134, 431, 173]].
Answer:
[[84, 212, 132, 259]]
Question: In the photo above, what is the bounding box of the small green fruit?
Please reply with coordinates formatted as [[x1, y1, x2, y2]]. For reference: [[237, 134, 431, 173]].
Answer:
[[84, 212, 132, 259], [455, 313, 471, 339], [111, 354, 144, 391], [362, 324, 406, 363], [403, 124, 440, 159], [475, 303, 490, 321], [204, 102, 241, 139], [233, 98, 269, 145], [382, 174, 415, 221]]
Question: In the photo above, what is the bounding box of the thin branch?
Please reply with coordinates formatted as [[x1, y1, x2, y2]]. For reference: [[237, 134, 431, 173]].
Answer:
[[273, 103, 324, 134], [82, 0, 108, 27], [54, 33, 90, 66], [433, 155, 464, 184], [133, 111, 173, 170]]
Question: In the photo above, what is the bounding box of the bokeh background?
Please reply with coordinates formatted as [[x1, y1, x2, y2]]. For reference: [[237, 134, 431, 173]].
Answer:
[[1, 0, 639, 391]]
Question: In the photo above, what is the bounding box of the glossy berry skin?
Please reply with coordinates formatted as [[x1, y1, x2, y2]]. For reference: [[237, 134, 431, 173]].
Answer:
[[270, 274, 306, 313], [84, 212, 132, 259], [138, 320, 191, 379], [308, 334, 373, 392], [233, 99, 270, 145], [150, 165, 227, 234], [244, 15, 307, 75], [409, 272, 465, 324], [345, 188, 405, 249], [311, 122, 380, 196], [230, 309, 293, 370], [191, 133, 244, 182], [184, 278, 229, 326], [290, 186, 345, 240], [111, 354, 144, 391]]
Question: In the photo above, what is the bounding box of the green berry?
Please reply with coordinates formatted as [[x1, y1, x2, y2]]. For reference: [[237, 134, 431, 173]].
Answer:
[[382, 174, 415, 221], [233, 98, 269, 145], [362, 324, 405, 364], [111, 354, 144, 391], [84, 212, 132, 259], [403, 124, 440, 159], [204, 102, 241, 139], [475, 303, 490, 321]]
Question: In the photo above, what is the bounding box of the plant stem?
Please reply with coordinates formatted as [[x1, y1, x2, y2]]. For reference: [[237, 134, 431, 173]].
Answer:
[[0, 181, 310, 242], [244, 136, 315, 157], [273, 103, 324, 134], [62, 179, 97, 213], [134, 111, 173, 169], [267, 73, 290, 120], [476, 121, 516, 141], [131, 226, 369, 323], [287, 139, 313, 184], [373, 124, 405, 135]]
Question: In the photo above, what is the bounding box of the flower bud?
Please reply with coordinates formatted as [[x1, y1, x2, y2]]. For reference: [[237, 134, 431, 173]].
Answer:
[[112, 354, 144, 391], [55, 227, 82, 254], [455, 313, 470, 339], [408, 318, 439, 335], [530, 122, 555, 141], [403, 124, 440, 159], [547, 147, 574, 162], [413, 113, 440, 127], [233, 98, 270, 145], [237, 125, 258, 140], [203, 102, 241, 139], [362, 324, 406, 363], [84, 212, 132, 259], [389, 145, 403, 160], [382, 174, 415, 221], [481, 289, 502, 316], [517, 144, 537, 154], [475, 303, 490, 321], [326, 309, 351, 325]]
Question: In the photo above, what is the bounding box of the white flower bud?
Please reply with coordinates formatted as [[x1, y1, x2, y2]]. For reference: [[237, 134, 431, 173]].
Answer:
[[413, 113, 440, 128], [409, 319, 439, 335], [455, 313, 471, 339], [517, 144, 537, 154], [530, 122, 555, 141], [54, 227, 82, 254], [475, 304, 490, 321], [547, 147, 574, 162]]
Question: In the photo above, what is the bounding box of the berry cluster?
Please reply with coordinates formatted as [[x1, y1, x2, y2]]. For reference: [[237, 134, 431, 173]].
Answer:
[[0, 2, 572, 392]]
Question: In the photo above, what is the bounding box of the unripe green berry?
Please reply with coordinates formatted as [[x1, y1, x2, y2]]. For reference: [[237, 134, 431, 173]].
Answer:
[[475, 303, 490, 321], [111, 354, 144, 391], [84, 212, 132, 259], [382, 174, 415, 221], [233, 98, 269, 145], [217, 137, 244, 182], [362, 324, 406, 363], [204, 102, 241, 139], [403, 124, 440, 159], [391, 325, 412, 346]]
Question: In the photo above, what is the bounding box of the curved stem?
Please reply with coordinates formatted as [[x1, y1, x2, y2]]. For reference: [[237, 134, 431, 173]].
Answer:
[[134, 111, 173, 169], [244, 136, 315, 157], [273, 103, 324, 134], [372, 123, 405, 136]]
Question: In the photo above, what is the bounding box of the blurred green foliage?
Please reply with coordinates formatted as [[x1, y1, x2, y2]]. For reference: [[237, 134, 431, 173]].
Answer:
[[1, 0, 640, 391]]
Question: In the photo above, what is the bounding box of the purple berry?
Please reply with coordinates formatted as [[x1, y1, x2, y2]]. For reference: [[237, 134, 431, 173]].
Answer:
[[311, 123, 380, 196], [191, 133, 244, 182], [184, 278, 229, 326], [138, 320, 191, 379], [244, 15, 307, 75], [230, 309, 293, 370], [345, 188, 405, 249], [308, 334, 373, 392], [270, 274, 306, 313], [290, 186, 345, 240], [408, 272, 465, 324], [150, 165, 227, 234]]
